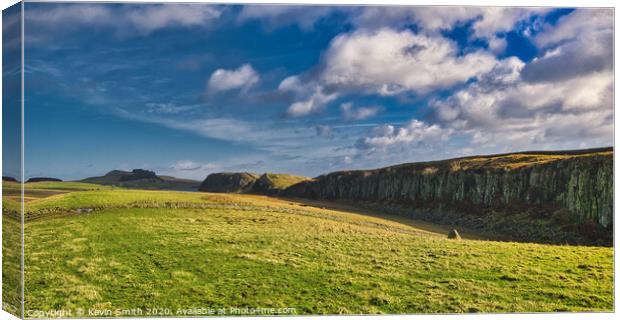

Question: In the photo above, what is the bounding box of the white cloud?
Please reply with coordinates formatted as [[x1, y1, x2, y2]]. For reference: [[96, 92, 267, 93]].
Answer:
[[351, 7, 475, 32], [238, 5, 546, 42], [171, 160, 216, 172], [278, 75, 311, 94], [283, 86, 338, 117], [321, 28, 498, 96], [429, 53, 613, 150], [469, 7, 547, 39], [351, 7, 548, 49], [534, 8, 613, 48], [26, 4, 112, 26], [207, 64, 260, 93], [278, 28, 501, 118], [237, 5, 335, 31], [127, 4, 222, 35], [397, 10, 613, 154], [340, 102, 382, 121], [25, 4, 222, 37], [523, 9, 613, 83], [146, 103, 200, 114], [356, 120, 452, 151]]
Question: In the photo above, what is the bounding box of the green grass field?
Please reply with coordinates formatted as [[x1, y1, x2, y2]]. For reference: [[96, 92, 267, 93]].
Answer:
[[2, 181, 614, 316]]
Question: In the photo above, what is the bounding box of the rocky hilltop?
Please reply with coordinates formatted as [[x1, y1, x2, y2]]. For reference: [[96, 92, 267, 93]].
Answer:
[[283, 147, 613, 245], [82, 169, 200, 191], [199, 172, 310, 194], [198, 172, 260, 193]]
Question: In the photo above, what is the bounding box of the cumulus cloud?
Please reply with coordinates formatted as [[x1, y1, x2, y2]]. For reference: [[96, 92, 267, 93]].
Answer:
[[26, 4, 222, 37], [534, 8, 613, 48], [283, 85, 338, 117], [351, 7, 548, 52], [429, 42, 612, 150], [469, 7, 548, 39], [207, 64, 260, 93], [368, 9, 613, 157], [272, 8, 559, 119], [321, 28, 498, 96], [278, 75, 313, 95], [340, 102, 382, 121], [523, 9, 613, 83], [278, 27, 502, 118], [356, 120, 452, 151], [353, 7, 472, 31], [521, 38, 612, 83]]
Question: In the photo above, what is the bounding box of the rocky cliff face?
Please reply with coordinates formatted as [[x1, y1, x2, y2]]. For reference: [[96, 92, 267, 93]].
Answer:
[[199, 172, 310, 195], [284, 148, 613, 244], [198, 172, 260, 193]]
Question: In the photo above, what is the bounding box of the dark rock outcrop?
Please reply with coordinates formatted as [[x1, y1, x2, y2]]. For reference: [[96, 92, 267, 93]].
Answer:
[[26, 177, 62, 183], [199, 172, 310, 195], [118, 169, 159, 182], [283, 148, 613, 245], [251, 174, 279, 195], [81, 169, 199, 191], [199, 172, 260, 193]]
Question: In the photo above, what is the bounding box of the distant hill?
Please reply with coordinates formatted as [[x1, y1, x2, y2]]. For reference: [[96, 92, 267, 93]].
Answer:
[[82, 169, 200, 191], [26, 177, 62, 183], [199, 172, 310, 194]]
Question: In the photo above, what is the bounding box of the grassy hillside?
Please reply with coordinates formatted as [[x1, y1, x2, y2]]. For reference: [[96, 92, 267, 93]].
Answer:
[[389, 147, 613, 171], [252, 173, 311, 194], [260, 173, 310, 189], [16, 184, 613, 314]]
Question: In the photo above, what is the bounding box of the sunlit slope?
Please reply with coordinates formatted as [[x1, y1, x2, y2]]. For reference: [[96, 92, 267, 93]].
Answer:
[[22, 187, 613, 314]]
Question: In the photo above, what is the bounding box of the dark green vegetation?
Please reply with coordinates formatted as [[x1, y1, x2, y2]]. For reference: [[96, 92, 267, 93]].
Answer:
[[199, 172, 309, 194], [82, 169, 200, 191], [26, 177, 62, 183], [283, 148, 613, 245]]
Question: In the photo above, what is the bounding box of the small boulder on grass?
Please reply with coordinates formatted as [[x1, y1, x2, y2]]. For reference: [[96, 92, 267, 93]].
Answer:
[[447, 229, 461, 240]]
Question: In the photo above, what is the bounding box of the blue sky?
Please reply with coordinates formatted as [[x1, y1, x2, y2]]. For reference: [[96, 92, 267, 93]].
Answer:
[[19, 4, 613, 180]]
